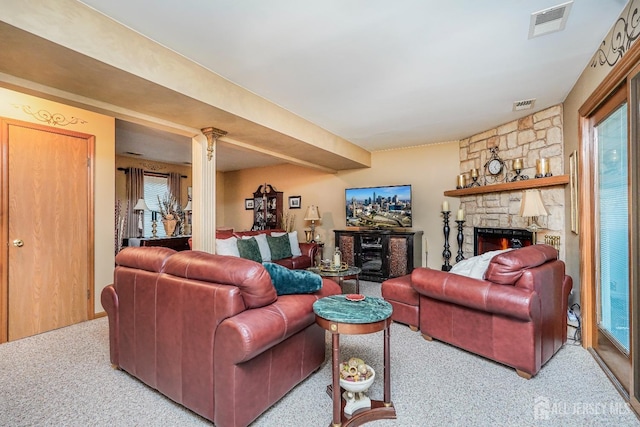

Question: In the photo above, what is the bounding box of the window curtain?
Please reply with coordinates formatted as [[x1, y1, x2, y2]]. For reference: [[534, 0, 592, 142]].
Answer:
[[168, 172, 182, 204], [126, 167, 144, 238]]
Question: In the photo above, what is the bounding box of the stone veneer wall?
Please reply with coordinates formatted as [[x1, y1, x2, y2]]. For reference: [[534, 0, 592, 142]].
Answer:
[[457, 104, 565, 259]]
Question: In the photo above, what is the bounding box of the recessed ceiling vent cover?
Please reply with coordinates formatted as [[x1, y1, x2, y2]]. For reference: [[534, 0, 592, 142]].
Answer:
[[528, 1, 573, 39], [513, 98, 536, 112]]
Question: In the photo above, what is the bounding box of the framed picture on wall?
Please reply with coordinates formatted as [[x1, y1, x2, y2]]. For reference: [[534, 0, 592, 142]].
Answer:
[[570, 150, 579, 234], [288, 196, 301, 209], [245, 198, 254, 210]]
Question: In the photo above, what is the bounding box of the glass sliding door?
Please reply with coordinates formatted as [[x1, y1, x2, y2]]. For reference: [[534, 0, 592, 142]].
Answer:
[[596, 103, 630, 353], [589, 86, 631, 393]]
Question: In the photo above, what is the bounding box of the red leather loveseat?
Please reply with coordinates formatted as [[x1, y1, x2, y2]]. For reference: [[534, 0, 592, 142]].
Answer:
[[387, 244, 571, 378], [101, 246, 340, 426]]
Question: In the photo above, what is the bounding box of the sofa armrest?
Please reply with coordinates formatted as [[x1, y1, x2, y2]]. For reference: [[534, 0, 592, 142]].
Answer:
[[411, 268, 538, 322], [100, 285, 119, 366], [299, 242, 318, 260]]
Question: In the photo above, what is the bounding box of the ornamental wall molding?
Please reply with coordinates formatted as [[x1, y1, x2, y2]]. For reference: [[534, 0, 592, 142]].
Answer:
[[591, 0, 640, 68], [12, 104, 88, 126]]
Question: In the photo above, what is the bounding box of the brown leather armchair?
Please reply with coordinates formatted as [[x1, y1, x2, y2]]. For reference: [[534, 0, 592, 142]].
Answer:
[[411, 244, 572, 378], [101, 246, 340, 426]]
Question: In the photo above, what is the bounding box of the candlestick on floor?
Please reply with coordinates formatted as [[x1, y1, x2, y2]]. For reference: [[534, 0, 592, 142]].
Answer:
[[455, 220, 465, 262], [442, 211, 452, 271]]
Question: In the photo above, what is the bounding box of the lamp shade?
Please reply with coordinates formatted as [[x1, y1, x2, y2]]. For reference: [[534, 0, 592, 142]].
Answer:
[[184, 200, 192, 212], [519, 190, 548, 217], [133, 198, 150, 211], [304, 205, 321, 221]]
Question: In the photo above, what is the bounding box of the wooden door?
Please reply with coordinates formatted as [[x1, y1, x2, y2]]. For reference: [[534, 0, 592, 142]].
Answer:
[[1, 119, 93, 342]]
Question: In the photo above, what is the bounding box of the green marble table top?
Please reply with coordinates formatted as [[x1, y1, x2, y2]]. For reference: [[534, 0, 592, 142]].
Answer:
[[313, 295, 392, 324]]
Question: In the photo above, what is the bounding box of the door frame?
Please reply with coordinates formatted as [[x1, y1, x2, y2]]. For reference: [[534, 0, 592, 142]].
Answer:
[[0, 118, 95, 343], [579, 41, 640, 413]]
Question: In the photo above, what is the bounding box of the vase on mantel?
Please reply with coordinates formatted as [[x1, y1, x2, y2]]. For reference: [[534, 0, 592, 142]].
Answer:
[[162, 219, 178, 237]]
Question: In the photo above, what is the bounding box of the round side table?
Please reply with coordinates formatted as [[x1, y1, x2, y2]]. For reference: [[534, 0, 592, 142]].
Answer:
[[313, 295, 396, 427]]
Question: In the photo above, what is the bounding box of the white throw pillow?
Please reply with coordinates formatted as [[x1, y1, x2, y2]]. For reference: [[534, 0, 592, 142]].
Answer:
[[243, 234, 271, 262], [272, 231, 302, 257], [450, 249, 513, 280], [215, 236, 239, 257]]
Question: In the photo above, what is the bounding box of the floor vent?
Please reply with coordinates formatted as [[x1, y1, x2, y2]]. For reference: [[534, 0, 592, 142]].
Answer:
[[513, 98, 536, 112], [528, 1, 573, 39]]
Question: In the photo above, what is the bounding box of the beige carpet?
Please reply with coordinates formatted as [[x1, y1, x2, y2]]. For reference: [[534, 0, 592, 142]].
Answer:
[[0, 281, 638, 426]]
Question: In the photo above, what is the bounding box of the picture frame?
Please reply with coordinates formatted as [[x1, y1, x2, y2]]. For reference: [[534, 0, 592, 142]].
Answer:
[[288, 196, 301, 209], [245, 198, 254, 210], [570, 150, 579, 234]]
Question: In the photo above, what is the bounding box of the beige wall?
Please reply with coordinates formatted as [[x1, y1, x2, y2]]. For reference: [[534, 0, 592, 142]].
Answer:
[[562, 0, 636, 304], [222, 141, 459, 270], [0, 87, 115, 314]]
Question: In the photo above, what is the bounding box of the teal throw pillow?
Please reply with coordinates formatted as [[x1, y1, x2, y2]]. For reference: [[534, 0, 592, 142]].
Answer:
[[237, 237, 262, 263], [262, 262, 322, 295], [266, 234, 293, 261]]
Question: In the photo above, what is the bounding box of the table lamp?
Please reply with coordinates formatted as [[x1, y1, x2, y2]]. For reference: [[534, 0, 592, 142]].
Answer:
[[519, 189, 548, 244], [133, 198, 151, 237], [304, 205, 321, 243], [183, 199, 192, 235]]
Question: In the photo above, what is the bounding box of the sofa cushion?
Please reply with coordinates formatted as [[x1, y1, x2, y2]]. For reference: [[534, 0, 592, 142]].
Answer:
[[162, 250, 277, 309], [237, 237, 263, 263], [272, 231, 303, 257], [216, 236, 240, 257], [485, 244, 558, 285], [267, 234, 293, 260], [263, 262, 322, 295]]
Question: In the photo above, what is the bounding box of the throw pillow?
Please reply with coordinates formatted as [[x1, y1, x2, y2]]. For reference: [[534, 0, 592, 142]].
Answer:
[[450, 249, 512, 279], [243, 234, 271, 262], [267, 234, 293, 260], [272, 231, 303, 257], [215, 236, 239, 257], [237, 237, 263, 263], [262, 262, 322, 295]]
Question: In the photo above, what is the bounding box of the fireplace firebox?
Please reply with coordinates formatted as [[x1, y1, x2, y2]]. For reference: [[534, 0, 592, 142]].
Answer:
[[474, 227, 532, 256]]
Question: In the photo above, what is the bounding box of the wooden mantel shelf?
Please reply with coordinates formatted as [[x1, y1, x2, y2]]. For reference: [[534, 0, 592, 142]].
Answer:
[[444, 175, 569, 197]]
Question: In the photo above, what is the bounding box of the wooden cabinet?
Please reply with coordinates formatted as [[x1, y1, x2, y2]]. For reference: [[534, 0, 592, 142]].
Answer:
[[334, 229, 422, 282], [252, 184, 283, 230], [123, 236, 191, 251]]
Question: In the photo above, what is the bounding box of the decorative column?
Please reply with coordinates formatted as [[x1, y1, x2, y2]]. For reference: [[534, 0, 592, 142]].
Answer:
[[192, 127, 227, 253], [442, 210, 452, 271]]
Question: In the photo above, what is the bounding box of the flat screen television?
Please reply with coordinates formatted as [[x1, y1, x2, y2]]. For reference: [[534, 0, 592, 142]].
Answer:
[[345, 184, 412, 228]]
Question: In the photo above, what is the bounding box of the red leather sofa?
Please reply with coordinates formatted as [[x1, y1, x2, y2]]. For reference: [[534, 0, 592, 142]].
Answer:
[[101, 246, 340, 426], [387, 244, 571, 378]]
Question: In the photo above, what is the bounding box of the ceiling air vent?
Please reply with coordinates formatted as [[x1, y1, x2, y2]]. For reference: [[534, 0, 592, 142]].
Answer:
[[513, 98, 536, 112], [528, 1, 573, 39]]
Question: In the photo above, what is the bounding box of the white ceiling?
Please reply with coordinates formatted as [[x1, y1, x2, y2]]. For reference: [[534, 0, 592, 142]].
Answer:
[[93, 0, 627, 168]]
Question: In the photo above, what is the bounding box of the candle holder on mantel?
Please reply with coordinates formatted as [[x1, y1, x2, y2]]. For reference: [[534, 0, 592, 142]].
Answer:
[[442, 210, 452, 271], [455, 220, 465, 263], [509, 158, 529, 182]]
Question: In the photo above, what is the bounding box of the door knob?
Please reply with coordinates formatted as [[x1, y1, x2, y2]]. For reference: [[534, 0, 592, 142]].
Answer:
[[12, 239, 24, 247]]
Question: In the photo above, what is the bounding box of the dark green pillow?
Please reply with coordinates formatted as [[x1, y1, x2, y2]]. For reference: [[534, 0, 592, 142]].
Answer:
[[262, 262, 322, 295], [237, 237, 262, 263], [266, 234, 293, 260]]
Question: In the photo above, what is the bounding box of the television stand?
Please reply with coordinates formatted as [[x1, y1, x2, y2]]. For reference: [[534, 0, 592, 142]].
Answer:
[[334, 229, 422, 282]]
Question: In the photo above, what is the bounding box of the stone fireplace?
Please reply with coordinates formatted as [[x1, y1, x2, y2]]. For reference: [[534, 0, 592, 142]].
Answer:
[[456, 105, 566, 260]]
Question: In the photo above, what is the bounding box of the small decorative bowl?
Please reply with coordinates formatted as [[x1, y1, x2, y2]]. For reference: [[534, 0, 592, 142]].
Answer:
[[339, 365, 375, 393]]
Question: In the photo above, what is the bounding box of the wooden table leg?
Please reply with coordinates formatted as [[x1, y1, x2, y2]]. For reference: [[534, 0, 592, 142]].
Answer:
[[355, 275, 360, 294], [332, 332, 341, 426], [384, 321, 391, 404]]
